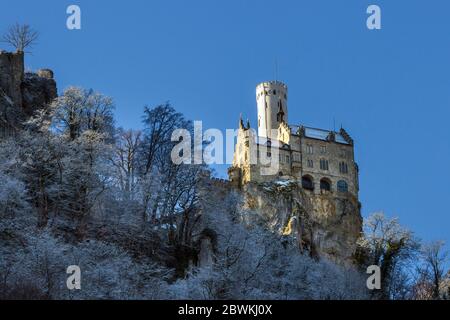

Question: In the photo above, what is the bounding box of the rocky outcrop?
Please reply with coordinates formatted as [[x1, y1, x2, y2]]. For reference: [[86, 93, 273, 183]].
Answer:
[[0, 51, 57, 135], [241, 180, 362, 265], [196, 176, 362, 267], [22, 70, 57, 116]]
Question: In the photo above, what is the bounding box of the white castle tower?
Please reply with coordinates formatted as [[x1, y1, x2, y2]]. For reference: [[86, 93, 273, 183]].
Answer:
[[256, 81, 288, 140]]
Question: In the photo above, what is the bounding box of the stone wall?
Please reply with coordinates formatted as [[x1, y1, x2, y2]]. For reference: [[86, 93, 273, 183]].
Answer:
[[0, 51, 24, 107], [300, 136, 359, 196], [0, 51, 57, 136]]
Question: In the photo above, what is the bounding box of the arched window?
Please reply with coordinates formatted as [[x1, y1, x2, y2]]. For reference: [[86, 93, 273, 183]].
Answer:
[[337, 180, 348, 193], [320, 178, 331, 192], [302, 175, 314, 191]]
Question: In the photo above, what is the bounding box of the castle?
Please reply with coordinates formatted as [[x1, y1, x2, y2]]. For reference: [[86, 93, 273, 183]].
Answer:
[[228, 81, 359, 199]]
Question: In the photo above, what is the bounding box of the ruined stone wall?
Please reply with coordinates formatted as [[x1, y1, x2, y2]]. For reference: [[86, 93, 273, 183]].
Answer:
[[0, 51, 24, 107], [21, 70, 57, 116], [0, 51, 57, 136]]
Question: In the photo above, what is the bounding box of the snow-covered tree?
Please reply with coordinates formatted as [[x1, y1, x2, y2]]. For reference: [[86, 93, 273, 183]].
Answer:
[[357, 212, 420, 299], [414, 241, 449, 300], [51, 87, 114, 141]]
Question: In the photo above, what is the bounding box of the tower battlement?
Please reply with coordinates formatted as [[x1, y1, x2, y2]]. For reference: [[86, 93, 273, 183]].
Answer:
[[256, 80, 289, 140], [256, 80, 288, 90]]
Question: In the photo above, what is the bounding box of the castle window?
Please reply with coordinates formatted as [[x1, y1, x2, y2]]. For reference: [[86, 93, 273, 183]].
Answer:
[[273, 90, 277, 95], [337, 180, 348, 193], [320, 178, 332, 192], [307, 159, 314, 168], [339, 162, 348, 174], [285, 155, 290, 163], [320, 159, 329, 171], [302, 175, 314, 191], [306, 144, 313, 154], [321, 145, 327, 154], [267, 151, 271, 158]]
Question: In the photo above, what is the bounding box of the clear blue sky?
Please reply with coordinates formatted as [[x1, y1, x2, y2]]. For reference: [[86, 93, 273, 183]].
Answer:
[[1, 0, 449, 248]]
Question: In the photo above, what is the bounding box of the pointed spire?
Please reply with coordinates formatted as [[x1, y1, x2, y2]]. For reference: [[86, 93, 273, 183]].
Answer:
[[239, 113, 244, 129], [246, 119, 250, 129]]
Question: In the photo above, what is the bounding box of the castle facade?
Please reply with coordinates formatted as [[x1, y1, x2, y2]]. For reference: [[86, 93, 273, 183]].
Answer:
[[228, 81, 359, 199]]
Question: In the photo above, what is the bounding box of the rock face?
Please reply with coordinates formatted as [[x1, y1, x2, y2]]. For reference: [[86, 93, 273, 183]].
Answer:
[[241, 180, 362, 265], [195, 176, 362, 267], [0, 51, 57, 135], [22, 71, 57, 116]]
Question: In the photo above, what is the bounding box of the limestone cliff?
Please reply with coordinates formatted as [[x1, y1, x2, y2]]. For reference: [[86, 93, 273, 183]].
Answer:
[[241, 180, 362, 265], [196, 177, 363, 267]]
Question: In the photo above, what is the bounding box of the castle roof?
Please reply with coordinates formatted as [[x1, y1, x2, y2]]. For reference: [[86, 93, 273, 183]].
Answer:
[[290, 125, 352, 145]]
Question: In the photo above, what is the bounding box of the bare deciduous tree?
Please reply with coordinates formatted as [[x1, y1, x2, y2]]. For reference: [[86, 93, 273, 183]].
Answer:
[[2, 23, 39, 52], [417, 241, 448, 299], [111, 128, 142, 200], [357, 212, 420, 299]]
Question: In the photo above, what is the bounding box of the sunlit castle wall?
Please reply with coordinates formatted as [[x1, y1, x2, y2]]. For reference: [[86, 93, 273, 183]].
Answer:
[[256, 81, 288, 140]]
